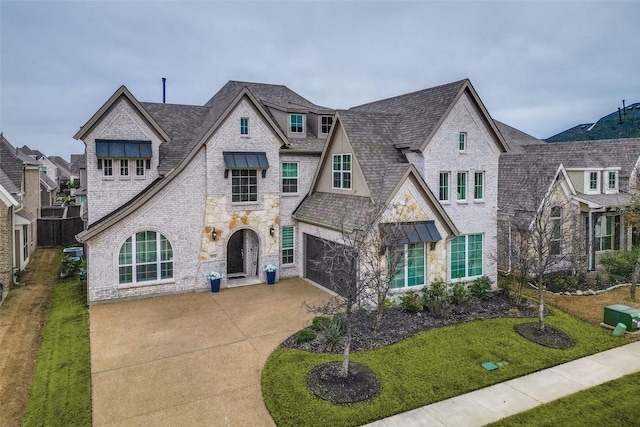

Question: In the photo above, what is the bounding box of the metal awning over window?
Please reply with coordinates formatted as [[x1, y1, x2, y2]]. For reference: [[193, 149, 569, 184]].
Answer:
[[223, 152, 269, 178], [96, 140, 152, 158], [380, 221, 442, 244], [223, 152, 269, 169]]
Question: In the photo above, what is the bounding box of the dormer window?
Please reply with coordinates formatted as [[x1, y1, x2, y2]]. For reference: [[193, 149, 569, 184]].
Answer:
[[240, 117, 249, 135], [290, 114, 304, 133], [585, 171, 600, 194], [607, 171, 618, 191], [321, 116, 333, 134]]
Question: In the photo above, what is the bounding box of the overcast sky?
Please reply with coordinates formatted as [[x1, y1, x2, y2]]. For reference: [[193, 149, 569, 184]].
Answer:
[[1, 0, 639, 160]]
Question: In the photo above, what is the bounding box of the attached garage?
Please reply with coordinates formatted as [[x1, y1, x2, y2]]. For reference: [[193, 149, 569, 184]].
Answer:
[[304, 234, 353, 297]]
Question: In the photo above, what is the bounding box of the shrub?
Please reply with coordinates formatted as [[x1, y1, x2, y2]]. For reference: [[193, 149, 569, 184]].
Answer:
[[311, 316, 330, 331], [296, 328, 317, 343], [398, 290, 423, 313], [497, 277, 511, 298], [469, 276, 493, 299], [450, 281, 470, 305], [316, 314, 344, 350], [422, 279, 451, 318], [600, 248, 640, 284]]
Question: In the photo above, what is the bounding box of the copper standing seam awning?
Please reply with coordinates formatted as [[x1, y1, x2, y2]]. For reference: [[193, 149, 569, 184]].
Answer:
[[379, 221, 442, 244]]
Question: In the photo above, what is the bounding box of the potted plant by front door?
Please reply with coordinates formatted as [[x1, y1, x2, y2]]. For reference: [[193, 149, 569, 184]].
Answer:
[[209, 271, 223, 292], [263, 264, 277, 285]]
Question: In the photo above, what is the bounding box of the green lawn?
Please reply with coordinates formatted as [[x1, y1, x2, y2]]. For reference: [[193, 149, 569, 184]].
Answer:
[[488, 371, 640, 426], [262, 307, 626, 427], [22, 274, 91, 426]]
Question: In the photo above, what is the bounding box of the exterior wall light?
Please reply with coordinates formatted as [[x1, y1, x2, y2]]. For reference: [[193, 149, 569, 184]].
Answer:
[[269, 225, 275, 237], [212, 227, 217, 240]]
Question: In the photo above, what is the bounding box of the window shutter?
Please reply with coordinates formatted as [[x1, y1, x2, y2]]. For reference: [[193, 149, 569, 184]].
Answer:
[[614, 215, 621, 250], [146, 159, 151, 169], [98, 159, 102, 169]]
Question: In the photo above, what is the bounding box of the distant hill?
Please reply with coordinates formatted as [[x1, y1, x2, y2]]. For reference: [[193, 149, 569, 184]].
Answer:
[[546, 101, 640, 142]]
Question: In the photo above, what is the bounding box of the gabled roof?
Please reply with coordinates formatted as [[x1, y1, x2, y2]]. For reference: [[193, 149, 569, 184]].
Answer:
[[0, 134, 40, 190], [70, 154, 86, 174], [40, 172, 58, 191], [499, 138, 640, 215], [48, 156, 72, 178], [351, 79, 508, 153], [546, 102, 640, 142], [0, 166, 20, 200], [494, 120, 545, 153]]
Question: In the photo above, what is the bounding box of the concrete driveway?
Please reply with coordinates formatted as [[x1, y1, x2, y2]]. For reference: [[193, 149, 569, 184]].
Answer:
[[90, 278, 332, 426]]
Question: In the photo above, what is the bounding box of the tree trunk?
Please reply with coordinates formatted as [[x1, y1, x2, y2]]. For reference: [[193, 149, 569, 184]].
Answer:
[[537, 279, 546, 332], [630, 257, 640, 302], [341, 323, 351, 377]]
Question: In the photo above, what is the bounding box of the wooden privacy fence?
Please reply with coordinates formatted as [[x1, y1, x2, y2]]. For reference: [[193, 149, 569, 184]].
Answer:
[[38, 217, 85, 247]]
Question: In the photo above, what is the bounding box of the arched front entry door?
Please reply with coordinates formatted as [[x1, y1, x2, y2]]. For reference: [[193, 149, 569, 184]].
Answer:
[[227, 229, 260, 279]]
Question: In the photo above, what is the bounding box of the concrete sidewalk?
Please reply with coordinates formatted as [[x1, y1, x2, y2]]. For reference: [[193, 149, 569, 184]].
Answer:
[[365, 340, 640, 427]]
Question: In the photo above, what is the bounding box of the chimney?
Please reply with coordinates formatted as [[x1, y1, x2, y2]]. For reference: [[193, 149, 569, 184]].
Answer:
[[162, 78, 166, 103]]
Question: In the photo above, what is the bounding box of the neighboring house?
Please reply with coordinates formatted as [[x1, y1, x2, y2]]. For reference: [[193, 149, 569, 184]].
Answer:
[[40, 172, 58, 207], [70, 154, 88, 220], [0, 134, 41, 279], [546, 101, 640, 142], [75, 79, 507, 304], [0, 170, 20, 294], [498, 132, 640, 273], [48, 156, 72, 188]]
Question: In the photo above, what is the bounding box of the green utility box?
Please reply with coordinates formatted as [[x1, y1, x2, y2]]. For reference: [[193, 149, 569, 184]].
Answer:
[[603, 304, 640, 332]]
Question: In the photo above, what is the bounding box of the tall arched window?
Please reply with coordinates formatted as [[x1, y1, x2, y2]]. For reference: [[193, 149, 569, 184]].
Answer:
[[119, 231, 173, 284]]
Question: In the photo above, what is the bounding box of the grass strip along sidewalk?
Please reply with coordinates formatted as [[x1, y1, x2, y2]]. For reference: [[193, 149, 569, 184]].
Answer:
[[262, 307, 626, 427], [22, 272, 91, 426]]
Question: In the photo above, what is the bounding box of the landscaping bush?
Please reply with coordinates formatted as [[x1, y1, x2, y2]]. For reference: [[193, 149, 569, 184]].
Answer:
[[422, 279, 452, 317], [600, 247, 640, 284], [450, 281, 470, 305], [469, 276, 493, 299], [315, 315, 344, 350], [398, 290, 423, 313], [296, 328, 317, 343]]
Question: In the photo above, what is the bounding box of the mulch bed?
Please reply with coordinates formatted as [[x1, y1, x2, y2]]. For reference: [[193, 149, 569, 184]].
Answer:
[[282, 294, 547, 354], [307, 361, 381, 404], [515, 322, 574, 349]]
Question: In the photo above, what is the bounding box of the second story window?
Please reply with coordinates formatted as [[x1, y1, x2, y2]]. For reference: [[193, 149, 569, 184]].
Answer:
[[321, 116, 333, 134], [282, 162, 298, 194], [103, 159, 113, 177], [550, 206, 562, 255], [589, 172, 598, 191], [232, 170, 258, 202], [240, 117, 249, 135], [457, 172, 467, 201], [290, 114, 304, 133], [333, 154, 352, 189], [474, 172, 484, 201], [459, 132, 467, 152], [439, 172, 450, 201], [136, 159, 145, 176], [608, 171, 617, 191], [120, 159, 129, 176]]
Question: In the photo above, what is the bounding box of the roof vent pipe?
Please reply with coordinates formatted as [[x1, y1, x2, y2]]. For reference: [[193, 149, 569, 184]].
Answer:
[[623, 99, 626, 115], [618, 108, 623, 124], [162, 77, 166, 103]]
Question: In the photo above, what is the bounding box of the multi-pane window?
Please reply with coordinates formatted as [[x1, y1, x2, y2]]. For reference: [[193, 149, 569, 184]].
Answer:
[[595, 215, 613, 251], [240, 117, 249, 135], [321, 116, 333, 134], [589, 172, 599, 191], [457, 172, 467, 201], [136, 159, 145, 176], [281, 162, 298, 193], [103, 159, 113, 177], [281, 226, 295, 264], [390, 243, 426, 289], [290, 114, 304, 133], [120, 159, 129, 176], [550, 206, 562, 255], [459, 132, 467, 151], [474, 172, 484, 200], [439, 172, 450, 201], [118, 231, 173, 284], [450, 234, 483, 280], [22, 225, 29, 261], [333, 154, 352, 189], [608, 171, 617, 190], [231, 170, 258, 202]]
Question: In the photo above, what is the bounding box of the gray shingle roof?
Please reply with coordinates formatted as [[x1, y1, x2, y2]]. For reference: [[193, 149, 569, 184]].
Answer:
[[546, 102, 640, 142], [494, 120, 545, 153], [49, 156, 72, 178], [499, 138, 640, 214], [350, 79, 467, 151], [0, 134, 39, 189], [294, 192, 375, 232], [0, 166, 20, 196], [40, 172, 58, 190]]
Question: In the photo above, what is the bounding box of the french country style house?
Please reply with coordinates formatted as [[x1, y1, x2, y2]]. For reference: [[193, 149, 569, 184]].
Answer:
[[75, 79, 507, 303]]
